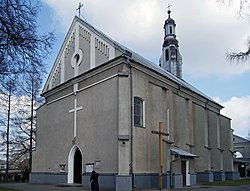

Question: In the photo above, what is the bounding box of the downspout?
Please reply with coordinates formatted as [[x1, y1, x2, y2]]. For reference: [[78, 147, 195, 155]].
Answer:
[[130, 64, 136, 188], [123, 51, 136, 188]]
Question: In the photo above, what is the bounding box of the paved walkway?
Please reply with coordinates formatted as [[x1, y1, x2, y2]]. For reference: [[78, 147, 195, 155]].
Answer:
[[0, 183, 250, 191]]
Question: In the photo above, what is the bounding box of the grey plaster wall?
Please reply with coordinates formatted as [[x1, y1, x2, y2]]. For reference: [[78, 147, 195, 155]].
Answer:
[[220, 115, 233, 172], [64, 35, 75, 82], [193, 104, 210, 172], [33, 63, 124, 175], [208, 111, 222, 171]]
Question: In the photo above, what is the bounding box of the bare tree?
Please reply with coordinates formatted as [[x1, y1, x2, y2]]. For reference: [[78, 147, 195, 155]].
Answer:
[[217, 0, 250, 62], [0, 79, 16, 181], [21, 61, 44, 172], [0, 0, 53, 179], [0, 0, 55, 76]]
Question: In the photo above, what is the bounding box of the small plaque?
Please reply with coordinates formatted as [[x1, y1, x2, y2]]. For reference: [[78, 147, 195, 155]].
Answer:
[[85, 163, 94, 173], [59, 164, 66, 173]]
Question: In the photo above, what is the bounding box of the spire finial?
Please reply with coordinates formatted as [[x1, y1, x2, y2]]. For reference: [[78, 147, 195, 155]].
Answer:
[[76, 2, 83, 17], [167, 3, 172, 18]]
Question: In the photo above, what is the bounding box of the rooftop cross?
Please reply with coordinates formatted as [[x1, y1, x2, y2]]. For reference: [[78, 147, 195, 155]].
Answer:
[[167, 3, 172, 17], [76, 2, 83, 17], [167, 3, 172, 11]]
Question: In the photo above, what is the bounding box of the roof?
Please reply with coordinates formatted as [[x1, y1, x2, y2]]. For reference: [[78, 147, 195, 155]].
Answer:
[[233, 134, 250, 143], [170, 146, 198, 158], [233, 158, 249, 165], [43, 16, 223, 108]]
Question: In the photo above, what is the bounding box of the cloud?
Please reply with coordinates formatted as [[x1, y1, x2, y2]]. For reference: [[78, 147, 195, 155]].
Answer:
[[41, 0, 250, 77], [219, 96, 250, 138]]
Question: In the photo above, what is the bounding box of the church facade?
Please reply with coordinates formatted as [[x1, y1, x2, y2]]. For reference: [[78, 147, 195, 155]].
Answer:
[[30, 11, 239, 190]]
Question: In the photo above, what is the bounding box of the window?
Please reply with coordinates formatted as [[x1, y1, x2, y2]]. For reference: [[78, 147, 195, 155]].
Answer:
[[134, 97, 144, 127], [165, 49, 169, 61], [169, 26, 173, 34], [175, 49, 178, 61]]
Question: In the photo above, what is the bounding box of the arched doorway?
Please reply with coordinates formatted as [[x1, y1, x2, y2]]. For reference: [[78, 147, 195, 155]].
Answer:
[[68, 146, 83, 184], [74, 148, 82, 183]]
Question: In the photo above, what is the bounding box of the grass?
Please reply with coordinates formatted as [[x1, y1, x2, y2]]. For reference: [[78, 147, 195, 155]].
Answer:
[[203, 178, 250, 186], [0, 188, 22, 191]]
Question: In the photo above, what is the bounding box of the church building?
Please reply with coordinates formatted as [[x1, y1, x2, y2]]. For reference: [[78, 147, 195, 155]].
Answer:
[[30, 10, 239, 190]]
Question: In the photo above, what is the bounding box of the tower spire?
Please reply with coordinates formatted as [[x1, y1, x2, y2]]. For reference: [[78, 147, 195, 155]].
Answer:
[[159, 8, 183, 78]]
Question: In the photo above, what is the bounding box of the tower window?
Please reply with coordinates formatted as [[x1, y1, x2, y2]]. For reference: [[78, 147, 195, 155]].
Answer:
[[175, 49, 178, 61], [169, 26, 173, 34], [165, 49, 169, 61]]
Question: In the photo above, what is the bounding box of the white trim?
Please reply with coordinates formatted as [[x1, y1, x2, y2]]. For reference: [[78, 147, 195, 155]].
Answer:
[[186, 161, 190, 186], [61, 52, 65, 83], [67, 145, 83, 183], [142, 100, 146, 127], [90, 35, 96, 69], [75, 24, 80, 51], [71, 49, 83, 77], [46, 73, 119, 105]]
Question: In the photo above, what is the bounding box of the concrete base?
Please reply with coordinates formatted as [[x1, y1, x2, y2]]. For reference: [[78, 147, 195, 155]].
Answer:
[[30, 172, 198, 189], [213, 171, 225, 181], [29, 172, 67, 184], [225, 171, 240, 180], [196, 172, 213, 183], [173, 174, 182, 188], [134, 173, 170, 189], [115, 175, 132, 191], [190, 173, 197, 186], [82, 173, 115, 189]]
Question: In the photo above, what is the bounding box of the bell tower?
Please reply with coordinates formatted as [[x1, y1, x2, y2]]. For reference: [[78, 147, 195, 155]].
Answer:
[[159, 9, 183, 78]]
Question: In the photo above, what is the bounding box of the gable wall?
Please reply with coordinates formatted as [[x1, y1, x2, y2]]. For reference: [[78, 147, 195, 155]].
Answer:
[[44, 18, 118, 94], [33, 61, 129, 174]]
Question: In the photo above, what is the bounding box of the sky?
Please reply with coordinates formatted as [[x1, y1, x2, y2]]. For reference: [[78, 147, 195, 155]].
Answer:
[[37, 0, 250, 138]]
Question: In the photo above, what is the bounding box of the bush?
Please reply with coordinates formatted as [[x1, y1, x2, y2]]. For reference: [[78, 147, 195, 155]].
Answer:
[[14, 175, 21, 182]]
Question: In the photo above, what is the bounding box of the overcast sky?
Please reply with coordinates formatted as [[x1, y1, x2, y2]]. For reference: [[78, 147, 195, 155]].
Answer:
[[38, 0, 250, 138]]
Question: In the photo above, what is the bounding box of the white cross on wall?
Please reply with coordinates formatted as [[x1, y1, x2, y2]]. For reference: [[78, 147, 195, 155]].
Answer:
[[69, 98, 83, 138]]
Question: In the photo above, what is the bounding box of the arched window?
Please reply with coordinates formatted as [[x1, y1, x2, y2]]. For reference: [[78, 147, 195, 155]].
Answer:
[[134, 97, 144, 127], [169, 26, 173, 34], [175, 49, 178, 61]]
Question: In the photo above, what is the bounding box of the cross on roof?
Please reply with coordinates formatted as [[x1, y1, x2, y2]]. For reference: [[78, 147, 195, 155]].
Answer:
[[166, 3, 172, 17], [167, 3, 172, 11], [76, 2, 83, 17]]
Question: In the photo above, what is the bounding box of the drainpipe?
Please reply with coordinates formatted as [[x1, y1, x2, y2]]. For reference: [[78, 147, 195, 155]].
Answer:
[[123, 51, 136, 188]]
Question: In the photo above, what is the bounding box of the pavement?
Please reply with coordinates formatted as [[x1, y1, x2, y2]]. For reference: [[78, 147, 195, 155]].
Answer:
[[0, 183, 250, 191]]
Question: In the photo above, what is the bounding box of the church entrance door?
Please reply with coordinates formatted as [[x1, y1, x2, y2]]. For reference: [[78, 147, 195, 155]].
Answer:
[[181, 160, 190, 186], [74, 148, 82, 183], [68, 146, 83, 184]]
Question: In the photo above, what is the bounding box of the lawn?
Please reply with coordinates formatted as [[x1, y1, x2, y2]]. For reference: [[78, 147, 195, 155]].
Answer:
[[0, 188, 22, 191], [203, 178, 250, 186]]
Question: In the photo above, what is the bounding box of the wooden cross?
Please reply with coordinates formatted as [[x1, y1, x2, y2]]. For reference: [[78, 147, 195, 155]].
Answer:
[[69, 98, 83, 138], [151, 122, 169, 190], [76, 2, 83, 17]]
